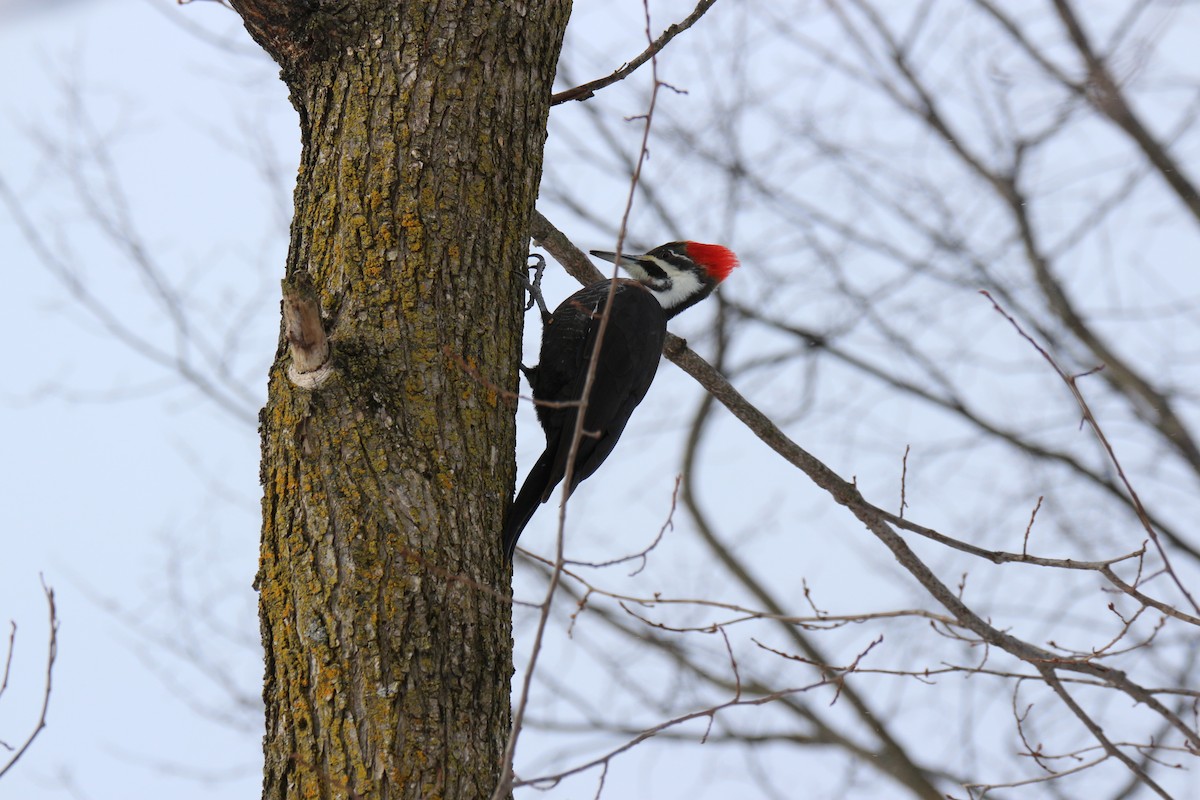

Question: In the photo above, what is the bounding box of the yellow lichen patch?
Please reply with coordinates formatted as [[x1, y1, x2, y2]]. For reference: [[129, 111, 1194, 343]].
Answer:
[[377, 220, 395, 248], [298, 776, 322, 800], [399, 209, 425, 255], [399, 209, 421, 231], [347, 213, 372, 254], [370, 445, 390, 475], [364, 189, 385, 215], [362, 261, 384, 282], [418, 185, 440, 219], [317, 670, 338, 703]]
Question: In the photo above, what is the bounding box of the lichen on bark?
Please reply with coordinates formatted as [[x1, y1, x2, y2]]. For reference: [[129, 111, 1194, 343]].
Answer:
[[231, 2, 572, 797]]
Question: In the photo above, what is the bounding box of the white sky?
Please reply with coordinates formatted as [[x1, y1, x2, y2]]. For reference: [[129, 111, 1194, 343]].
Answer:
[[2, 2, 277, 798]]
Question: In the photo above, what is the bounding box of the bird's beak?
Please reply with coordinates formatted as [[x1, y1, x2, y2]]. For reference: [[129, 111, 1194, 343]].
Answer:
[[589, 249, 623, 265], [589, 250, 649, 268], [590, 249, 660, 285]]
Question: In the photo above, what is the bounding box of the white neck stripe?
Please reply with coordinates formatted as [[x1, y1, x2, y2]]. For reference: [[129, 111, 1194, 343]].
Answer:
[[648, 269, 703, 310]]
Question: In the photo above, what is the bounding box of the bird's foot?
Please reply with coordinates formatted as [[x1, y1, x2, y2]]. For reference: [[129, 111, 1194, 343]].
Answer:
[[520, 253, 552, 323]]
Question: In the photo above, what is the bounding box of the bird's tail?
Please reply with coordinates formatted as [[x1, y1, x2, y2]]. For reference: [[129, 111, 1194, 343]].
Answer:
[[503, 449, 558, 561]]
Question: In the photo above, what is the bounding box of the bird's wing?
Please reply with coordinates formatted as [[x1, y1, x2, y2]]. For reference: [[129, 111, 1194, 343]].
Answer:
[[543, 282, 667, 496], [531, 281, 612, 431]]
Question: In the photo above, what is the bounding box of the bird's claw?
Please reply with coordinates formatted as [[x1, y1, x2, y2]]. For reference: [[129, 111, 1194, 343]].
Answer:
[[521, 253, 552, 323]]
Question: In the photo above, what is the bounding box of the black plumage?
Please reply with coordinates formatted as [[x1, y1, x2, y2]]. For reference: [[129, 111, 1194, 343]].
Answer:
[[502, 240, 738, 560], [503, 279, 666, 560]]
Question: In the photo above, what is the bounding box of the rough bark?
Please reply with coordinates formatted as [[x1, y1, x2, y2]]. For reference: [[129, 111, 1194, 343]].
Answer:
[[229, 2, 571, 798]]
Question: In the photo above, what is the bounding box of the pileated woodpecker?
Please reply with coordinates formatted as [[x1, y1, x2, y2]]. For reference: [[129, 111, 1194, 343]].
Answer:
[[503, 241, 739, 559]]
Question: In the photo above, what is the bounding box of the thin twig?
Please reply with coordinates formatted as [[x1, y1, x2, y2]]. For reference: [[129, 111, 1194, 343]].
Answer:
[[1038, 666, 1173, 799], [981, 290, 1199, 615], [551, 0, 719, 105], [1021, 496, 1044, 557], [496, 4, 667, 795], [0, 578, 58, 780], [533, 207, 1200, 764]]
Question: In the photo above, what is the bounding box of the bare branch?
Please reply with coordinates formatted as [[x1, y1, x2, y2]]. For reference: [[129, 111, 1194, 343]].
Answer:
[[550, 0, 719, 105], [0, 579, 58, 780], [1049, 0, 1200, 225], [1039, 666, 1173, 799], [530, 209, 1200, 785], [981, 290, 1200, 615]]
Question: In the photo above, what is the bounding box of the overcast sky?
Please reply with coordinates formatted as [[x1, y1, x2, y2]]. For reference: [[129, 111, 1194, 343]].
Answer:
[[4, 2, 1200, 799], [2, 3, 279, 798]]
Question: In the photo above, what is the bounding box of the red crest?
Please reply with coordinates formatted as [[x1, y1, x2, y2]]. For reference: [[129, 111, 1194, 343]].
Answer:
[[685, 242, 739, 282]]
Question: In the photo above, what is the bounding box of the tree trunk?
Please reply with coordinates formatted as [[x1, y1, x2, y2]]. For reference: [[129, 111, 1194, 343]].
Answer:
[[228, 2, 571, 798]]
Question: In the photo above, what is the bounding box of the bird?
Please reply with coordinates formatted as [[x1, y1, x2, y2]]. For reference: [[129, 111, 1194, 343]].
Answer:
[[503, 241, 739, 560]]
